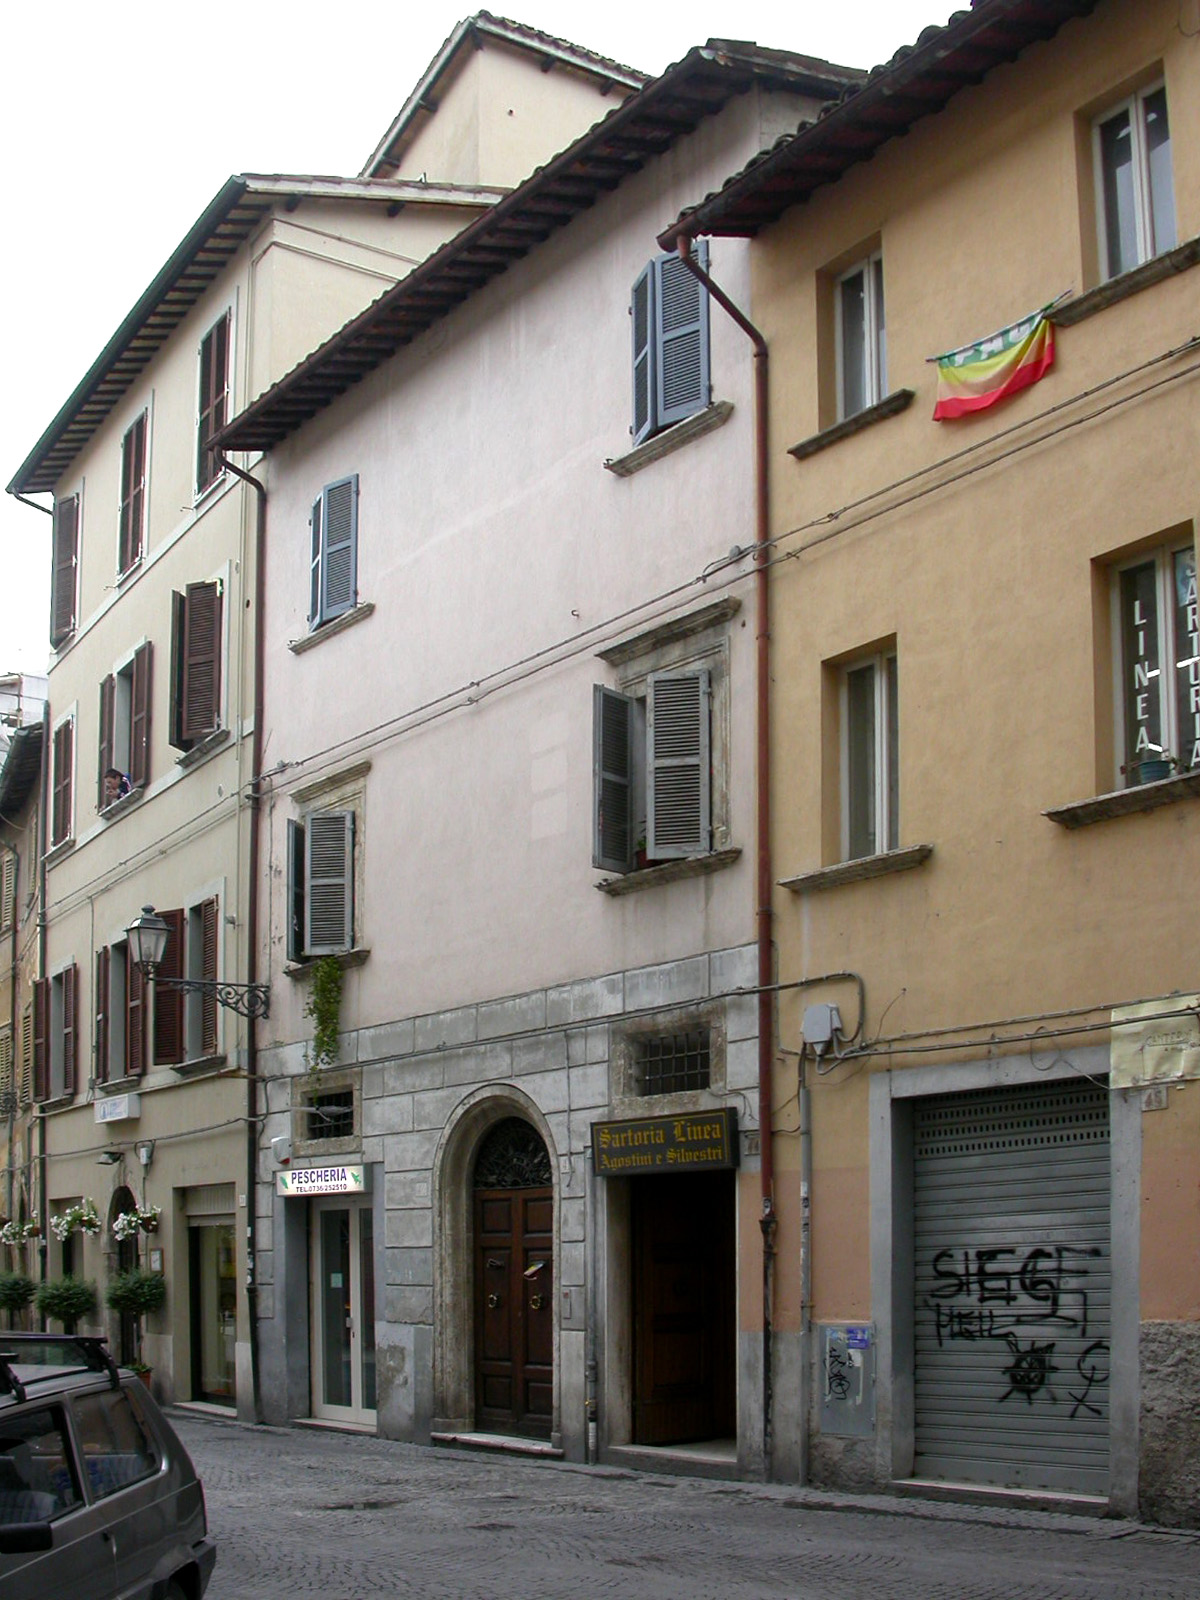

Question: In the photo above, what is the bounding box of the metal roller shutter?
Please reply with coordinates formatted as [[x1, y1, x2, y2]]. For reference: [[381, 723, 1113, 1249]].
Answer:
[[913, 1079, 1110, 1496]]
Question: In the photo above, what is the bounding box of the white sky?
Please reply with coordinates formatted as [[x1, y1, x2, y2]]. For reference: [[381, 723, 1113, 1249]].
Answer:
[[0, 0, 954, 676]]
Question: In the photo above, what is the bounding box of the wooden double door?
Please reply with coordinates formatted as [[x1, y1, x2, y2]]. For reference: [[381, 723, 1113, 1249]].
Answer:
[[474, 1186, 554, 1436], [632, 1171, 736, 1446]]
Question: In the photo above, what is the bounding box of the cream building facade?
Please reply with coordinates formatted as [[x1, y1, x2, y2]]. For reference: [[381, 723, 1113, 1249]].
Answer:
[[662, 0, 1199, 1525], [5, 14, 644, 1415]]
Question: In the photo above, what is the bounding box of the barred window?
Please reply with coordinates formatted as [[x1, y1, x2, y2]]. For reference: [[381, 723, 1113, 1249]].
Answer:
[[636, 1029, 711, 1096], [305, 1088, 355, 1142]]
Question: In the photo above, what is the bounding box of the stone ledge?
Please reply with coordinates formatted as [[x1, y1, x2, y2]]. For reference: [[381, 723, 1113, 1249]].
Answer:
[[781, 843, 933, 893], [596, 847, 741, 896], [604, 401, 734, 478], [289, 602, 375, 654], [285, 947, 371, 978], [176, 727, 231, 770], [598, 598, 741, 666], [789, 388, 915, 462], [1051, 235, 1200, 328], [1044, 770, 1200, 829]]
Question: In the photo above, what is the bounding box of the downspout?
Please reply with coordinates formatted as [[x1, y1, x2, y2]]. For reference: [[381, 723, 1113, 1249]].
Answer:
[[214, 448, 267, 1427], [674, 239, 777, 1477], [2, 842, 17, 1231], [37, 701, 49, 1286]]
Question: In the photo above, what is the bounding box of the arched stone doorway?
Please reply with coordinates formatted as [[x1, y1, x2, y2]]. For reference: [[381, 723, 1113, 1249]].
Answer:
[[432, 1091, 558, 1441]]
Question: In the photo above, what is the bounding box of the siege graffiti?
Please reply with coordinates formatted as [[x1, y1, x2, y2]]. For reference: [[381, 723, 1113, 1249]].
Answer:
[[924, 1244, 1108, 1416]]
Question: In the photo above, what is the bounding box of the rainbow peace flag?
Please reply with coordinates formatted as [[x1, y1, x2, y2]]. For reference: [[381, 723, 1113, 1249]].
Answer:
[[932, 310, 1055, 420]]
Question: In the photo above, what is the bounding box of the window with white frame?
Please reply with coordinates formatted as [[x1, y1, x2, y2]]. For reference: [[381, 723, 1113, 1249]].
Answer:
[[593, 606, 733, 875], [288, 812, 355, 959], [118, 411, 147, 574], [309, 475, 359, 629], [196, 311, 230, 495], [1094, 83, 1175, 282], [631, 242, 710, 446], [1114, 539, 1198, 784], [98, 642, 152, 808], [95, 940, 146, 1083], [837, 253, 886, 420], [843, 649, 899, 861], [50, 493, 79, 649]]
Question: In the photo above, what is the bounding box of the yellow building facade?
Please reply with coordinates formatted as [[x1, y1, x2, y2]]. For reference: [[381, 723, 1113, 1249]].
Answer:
[[664, 0, 1199, 1524]]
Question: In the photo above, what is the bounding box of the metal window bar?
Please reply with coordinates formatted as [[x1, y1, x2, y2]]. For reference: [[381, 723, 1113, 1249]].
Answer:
[[636, 1030, 711, 1096], [305, 1089, 355, 1142]]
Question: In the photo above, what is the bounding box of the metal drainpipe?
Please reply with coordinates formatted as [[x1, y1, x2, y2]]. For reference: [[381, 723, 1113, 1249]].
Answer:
[[214, 449, 267, 1427], [37, 701, 49, 1287], [674, 239, 776, 1478], [2, 843, 17, 1231]]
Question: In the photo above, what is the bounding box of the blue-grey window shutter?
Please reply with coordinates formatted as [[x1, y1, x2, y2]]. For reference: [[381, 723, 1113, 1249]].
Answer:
[[593, 686, 634, 872], [287, 819, 305, 963], [320, 475, 358, 623], [309, 496, 322, 625], [305, 809, 354, 956], [654, 240, 709, 429], [646, 669, 710, 859], [631, 262, 655, 446]]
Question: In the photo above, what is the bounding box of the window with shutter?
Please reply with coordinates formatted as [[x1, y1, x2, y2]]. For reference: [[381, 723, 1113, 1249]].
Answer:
[[170, 581, 223, 749], [19, 1005, 33, 1105], [119, 411, 147, 573], [305, 810, 354, 956], [629, 243, 709, 444], [51, 718, 74, 846], [647, 670, 711, 859], [310, 475, 359, 628], [95, 947, 110, 1085], [126, 946, 146, 1077], [197, 312, 230, 494], [153, 908, 186, 1065], [0, 1029, 11, 1098], [200, 896, 219, 1057], [0, 851, 15, 932], [98, 674, 115, 808], [287, 819, 306, 963], [32, 978, 48, 1102], [50, 494, 79, 648], [61, 963, 78, 1098], [593, 686, 634, 872]]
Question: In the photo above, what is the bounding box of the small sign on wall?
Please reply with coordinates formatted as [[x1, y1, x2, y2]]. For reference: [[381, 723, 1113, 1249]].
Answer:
[[591, 1108, 739, 1176], [276, 1164, 370, 1197]]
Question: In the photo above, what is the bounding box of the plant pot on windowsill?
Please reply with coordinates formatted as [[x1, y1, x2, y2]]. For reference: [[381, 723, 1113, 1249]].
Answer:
[[1124, 754, 1179, 786], [129, 1362, 152, 1389]]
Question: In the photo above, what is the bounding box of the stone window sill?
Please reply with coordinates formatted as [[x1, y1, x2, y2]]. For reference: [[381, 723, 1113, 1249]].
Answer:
[[45, 837, 76, 869], [781, 843, 933, 893], [285, 947, 370, 979], [176, 727, 230, 770], [99, 787, 144, 822], [604, 401, 734, 478], [173, 1053, 229, 1078], [289, 602, 375, 654], [789, 389, 915, 462], [1044, 770, 1200, 830], [596, 846, 741, 896], [1051, 235, 1200, 328]]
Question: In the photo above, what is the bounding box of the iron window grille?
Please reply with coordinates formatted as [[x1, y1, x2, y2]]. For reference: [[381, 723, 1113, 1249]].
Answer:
[[635, 1029, 711, 1096]]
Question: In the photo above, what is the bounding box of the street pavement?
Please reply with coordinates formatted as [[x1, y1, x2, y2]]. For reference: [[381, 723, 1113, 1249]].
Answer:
[[174, 1411, 1200, 1600]]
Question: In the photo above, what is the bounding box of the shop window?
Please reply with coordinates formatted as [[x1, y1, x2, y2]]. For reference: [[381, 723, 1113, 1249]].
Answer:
[[843, 649, 899, 860], [1094, 83, 1175, 282], [1114, 539, 1198, 784]]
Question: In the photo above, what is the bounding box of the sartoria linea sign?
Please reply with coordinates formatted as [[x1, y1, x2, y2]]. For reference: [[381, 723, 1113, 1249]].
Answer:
[[276, 1164, 368, 1197], [591, 1108, 739, 1176]]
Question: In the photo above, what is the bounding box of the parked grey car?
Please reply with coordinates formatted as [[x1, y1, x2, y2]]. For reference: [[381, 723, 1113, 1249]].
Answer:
[[0, 1333, 215, 1599]]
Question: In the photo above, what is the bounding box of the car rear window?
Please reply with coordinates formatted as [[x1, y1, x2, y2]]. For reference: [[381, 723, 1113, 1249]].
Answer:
[[0, 1405, 82, 1522], [72, 1388, 158, 1500]]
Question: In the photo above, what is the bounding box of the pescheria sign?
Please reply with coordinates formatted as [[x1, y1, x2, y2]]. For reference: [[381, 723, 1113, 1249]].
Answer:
[[276, 1165, 369, 1197]]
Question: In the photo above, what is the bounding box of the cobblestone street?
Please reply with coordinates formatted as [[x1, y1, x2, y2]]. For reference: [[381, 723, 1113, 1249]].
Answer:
[[176, 1412, 1200, 1600]]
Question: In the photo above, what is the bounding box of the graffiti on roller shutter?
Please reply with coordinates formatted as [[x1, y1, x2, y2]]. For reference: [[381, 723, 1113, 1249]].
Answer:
[[925, 1244, 1108, 1417]]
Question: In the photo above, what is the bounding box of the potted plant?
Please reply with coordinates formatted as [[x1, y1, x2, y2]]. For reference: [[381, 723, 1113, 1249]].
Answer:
[[0, 1271, 35, 1330], [111, 1204, 161, 1241], [49, 1198, 102, 1241], [1122, 751, 1182, 786], [105, 1268, 167, 1373], [35, 1275, 99, 1333]]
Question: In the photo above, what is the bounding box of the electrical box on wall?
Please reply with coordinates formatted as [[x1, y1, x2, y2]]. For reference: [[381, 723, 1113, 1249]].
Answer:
[[819, 1323, 875, 1438]]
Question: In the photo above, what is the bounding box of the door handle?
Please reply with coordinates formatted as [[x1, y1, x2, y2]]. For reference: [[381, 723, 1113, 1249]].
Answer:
[[487, 1293, 501, 1309]]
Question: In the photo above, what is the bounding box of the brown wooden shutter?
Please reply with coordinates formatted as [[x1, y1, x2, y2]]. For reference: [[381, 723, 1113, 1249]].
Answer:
[[98, 674, 115, 808], [50, 495, 79, 647], [126, 949, 146, 1076], [200, 896, 219, 1057], [95, 947, 110, 1085], [130, 641, 152, 788], [153, 907, 185, 1065], [62, 962, 78, 1097], [52, 720, 73, 845], [197, 313, 229, 493], [32, 978, 48, 1101], [119, 412, 146, 573], [181, 581, 222, 741]]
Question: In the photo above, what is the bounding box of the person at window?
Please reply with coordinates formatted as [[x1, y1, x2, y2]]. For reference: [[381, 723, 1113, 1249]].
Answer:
[[102, 767, 132, 806]]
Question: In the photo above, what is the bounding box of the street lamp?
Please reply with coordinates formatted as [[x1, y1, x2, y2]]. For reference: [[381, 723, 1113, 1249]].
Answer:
[[125, 905, 270, 1020]]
